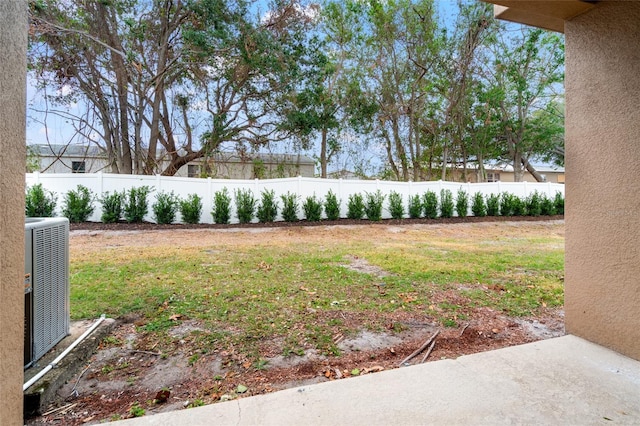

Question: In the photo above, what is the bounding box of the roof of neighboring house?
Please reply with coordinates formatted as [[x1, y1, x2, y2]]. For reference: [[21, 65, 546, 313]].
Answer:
[[197, 152, 315, 165], [483, 161, 565, 174], [30, 144, 105, 158], [30, 144, 315, 165]]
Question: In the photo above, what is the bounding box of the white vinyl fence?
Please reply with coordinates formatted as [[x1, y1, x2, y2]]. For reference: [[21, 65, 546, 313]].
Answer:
[[26, 172, 565, 224]]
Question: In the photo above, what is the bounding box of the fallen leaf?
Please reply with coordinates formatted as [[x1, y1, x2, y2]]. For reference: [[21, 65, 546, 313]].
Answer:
[[236, 384, 248, 394], [351, 368, 360, 376], [492, 328, 499, 334], [169, 314, 182, 321], [154, 389, 170, 403], [242, 362, 252, 369]]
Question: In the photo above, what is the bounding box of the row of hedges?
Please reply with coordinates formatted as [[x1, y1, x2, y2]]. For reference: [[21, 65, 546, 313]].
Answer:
[[25, 184, 565, 224]]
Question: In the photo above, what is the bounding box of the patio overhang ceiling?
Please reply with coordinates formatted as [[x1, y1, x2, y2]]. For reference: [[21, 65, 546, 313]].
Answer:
[[484, 1, 597, 33]]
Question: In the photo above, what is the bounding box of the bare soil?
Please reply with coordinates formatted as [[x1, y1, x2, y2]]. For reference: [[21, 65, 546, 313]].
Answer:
[[28, 217, 565, 425]]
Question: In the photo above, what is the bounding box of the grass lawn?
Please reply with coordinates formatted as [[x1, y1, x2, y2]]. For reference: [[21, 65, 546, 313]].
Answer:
[[70, 222, 564, 359]]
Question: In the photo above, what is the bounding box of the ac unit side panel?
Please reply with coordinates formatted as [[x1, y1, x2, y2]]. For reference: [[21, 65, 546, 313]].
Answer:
[[32, 220, 70, 362]]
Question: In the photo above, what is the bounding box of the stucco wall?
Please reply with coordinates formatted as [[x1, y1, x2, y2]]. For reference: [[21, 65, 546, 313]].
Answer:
[[0, 1, 27, 424], [565, 2, 640, 359]]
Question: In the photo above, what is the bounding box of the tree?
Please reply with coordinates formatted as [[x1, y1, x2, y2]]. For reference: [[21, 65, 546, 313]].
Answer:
[[279, 0, 376, 178], [28, 0, 319, 176], [489, 27, 564, 181]]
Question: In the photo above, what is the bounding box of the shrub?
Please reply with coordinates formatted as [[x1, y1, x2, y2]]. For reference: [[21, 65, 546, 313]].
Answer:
[[422, 191, 438, 219], [388, 191, 404, 220], [212, 188, 232, 224], [471, 192, 487, 217], [281, 192, 299, 222], [439, 189, 454, 218], [513, 196, 527, 216], [152, 191, 179, 224], [179, 194, 202, 224], [540, 195, 556, 216], [324, 190, 341, 221], [408, 194, 422, 218], [500, 192, 516, 216], [124, 186, 152, 223], [486, 193, 500, 216], [526, 191, 543, 217], [347, 193, 365, 220], [25, 183, 57, 217], [100, 191, 124, 223], [234, 188, 256, 224], [554, 192, 564, 215], [455, 189, 469, 218], [302, 195, 323, 222], [256, 189, 278, 223], [62, 185, 94, 223], [364, 190, 385, 221]]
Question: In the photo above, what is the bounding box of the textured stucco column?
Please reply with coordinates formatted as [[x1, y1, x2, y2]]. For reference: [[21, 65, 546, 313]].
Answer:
[[0, 1, 27, 424], [565, 3, 640, 360]]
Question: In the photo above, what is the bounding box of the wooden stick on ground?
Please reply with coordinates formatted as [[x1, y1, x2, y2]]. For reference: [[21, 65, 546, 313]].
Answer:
[[420, 339, 437, 363], [43, 403, 77, 417], [459, 323, 470, 337], [398, 330, 440, 367]]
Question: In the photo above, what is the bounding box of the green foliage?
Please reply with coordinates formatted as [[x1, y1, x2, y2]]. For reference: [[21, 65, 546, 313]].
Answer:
[[152, 191, 179, 224], [526, 191, 543, 217], [500, 192, 516, 217], [212, 188, 232, 224], [324, 190, 341, 221], [554, 192, 564, 215], [387, 191, 404, 219], [302, 195, 323, 222], [281, 192, 299, 222], [129, 402, 145, 418], [179, 194, 202, 224], [439, 189, 454, 218], [513, 197, 527, 216], [346, 193, 365, 220], [25, 184, 57, 217], [540, 195, 556, 216], [256, 189, 278, 223], [26, 145, 40, 173], [471, 192, 487, 217], [124, 186, 152, 223], [234, 188, 256, 224], [364, 190, 385, 221], [62, 185, 94, 223], [486, 193, 500, 216], [408, 194, 422, 219], [455, 189, 469, 218], [422, 191, 438, 219], [100, 191, 124, 223]]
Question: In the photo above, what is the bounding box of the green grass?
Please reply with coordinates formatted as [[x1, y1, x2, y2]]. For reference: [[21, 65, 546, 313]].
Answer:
[[70, 224, 564, 358]]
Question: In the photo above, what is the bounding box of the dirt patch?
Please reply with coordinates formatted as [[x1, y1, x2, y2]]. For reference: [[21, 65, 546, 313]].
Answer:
[[27, 219, 565, 425], [342, 254, 393, 278]]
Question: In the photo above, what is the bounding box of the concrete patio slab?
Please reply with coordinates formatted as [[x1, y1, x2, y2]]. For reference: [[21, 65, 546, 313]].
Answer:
[[113, 335, 640, 425]]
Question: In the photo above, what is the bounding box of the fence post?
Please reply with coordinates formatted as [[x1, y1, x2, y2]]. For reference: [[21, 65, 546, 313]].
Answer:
[[155, 174, 162, 192], [98, 172, 104, 199]]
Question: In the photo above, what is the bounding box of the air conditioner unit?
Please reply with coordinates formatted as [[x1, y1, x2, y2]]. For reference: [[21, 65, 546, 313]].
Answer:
[[24, 218, 70, 368]]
